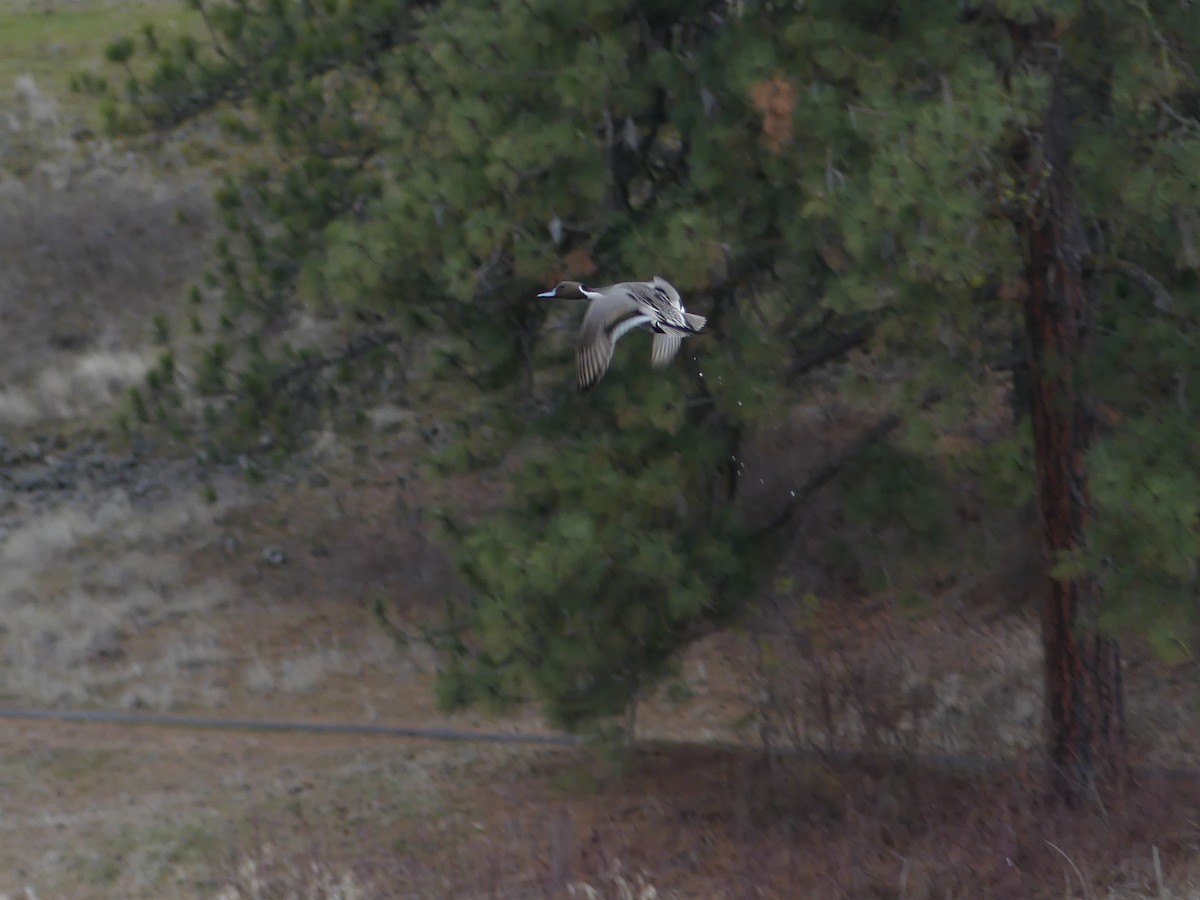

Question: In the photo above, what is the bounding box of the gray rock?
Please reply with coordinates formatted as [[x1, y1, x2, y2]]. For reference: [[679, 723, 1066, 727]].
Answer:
[[93, 470, 128, 488], [367, 406, 419, 436], [13, 471, 52, 492]]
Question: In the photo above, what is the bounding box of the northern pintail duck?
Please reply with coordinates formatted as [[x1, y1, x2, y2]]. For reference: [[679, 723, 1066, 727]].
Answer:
[[537, 277, 706, 393]]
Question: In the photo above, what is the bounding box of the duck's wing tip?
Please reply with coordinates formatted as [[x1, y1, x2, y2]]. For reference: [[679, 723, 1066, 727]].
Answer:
[[576, 335, 614, 394], [650, 332, 682, 369], [576, 366, 604, 394]]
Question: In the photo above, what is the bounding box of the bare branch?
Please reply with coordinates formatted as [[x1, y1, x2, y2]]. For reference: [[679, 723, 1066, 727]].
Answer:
[[749, 388, 942, 542], [785, 324, 873, 381], [270, 328, 403, 396], [1096, 258, 1174, 313]]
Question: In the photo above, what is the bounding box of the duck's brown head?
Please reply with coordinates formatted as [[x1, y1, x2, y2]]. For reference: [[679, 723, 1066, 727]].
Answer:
[[536, 281, 591, 301]]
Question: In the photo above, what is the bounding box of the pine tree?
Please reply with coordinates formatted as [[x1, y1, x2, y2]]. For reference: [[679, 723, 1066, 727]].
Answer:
[[99, 0, 822, 731], [750, 1, 1200, 799], [99, 0, 1200, 796]]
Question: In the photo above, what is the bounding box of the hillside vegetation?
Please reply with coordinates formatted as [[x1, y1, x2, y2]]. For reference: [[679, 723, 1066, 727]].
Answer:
[[1, 0, 1200, 896]]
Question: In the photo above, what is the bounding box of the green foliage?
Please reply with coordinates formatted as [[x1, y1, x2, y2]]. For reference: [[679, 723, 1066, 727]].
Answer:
[[1089, 414, 1200, 652], [105, 36, 134, 64], [103, 0, 1200, 725], [128, 386, 149, 424], [440, 407, 750, 730], [841, 442, 961, 594], [152, 314, 171, 345]]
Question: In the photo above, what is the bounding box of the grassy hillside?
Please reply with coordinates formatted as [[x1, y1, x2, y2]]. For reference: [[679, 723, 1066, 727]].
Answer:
[[2, 1, 1200, 898], [0, 0, 199, 112]]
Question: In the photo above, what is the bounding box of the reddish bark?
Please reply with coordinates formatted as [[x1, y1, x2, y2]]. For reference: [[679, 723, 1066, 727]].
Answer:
[[1023, 79, 1127, 802]]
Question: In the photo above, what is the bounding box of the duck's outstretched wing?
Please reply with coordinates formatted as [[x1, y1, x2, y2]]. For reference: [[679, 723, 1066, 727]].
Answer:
[[650, 332, 682, 369], [576, 293, 651, 394]]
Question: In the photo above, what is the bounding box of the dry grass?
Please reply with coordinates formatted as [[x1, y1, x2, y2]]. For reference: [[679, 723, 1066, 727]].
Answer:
[[0, 75, 214, 410], [0, 165, 213, 373], [0, 349, 154, 427], [240, 645, 362, 696], [439, 744, 1200, 899], [0, 2, 199, 107], [0, 484, 244, 707], [2, 721, 1199, 900], [0, 423, 1196, 898], [149, 444, 1200, 900], [212, 846, 673, 900], [0, 437, 448, 716], [213, 848, 373, 900], [748, 591, 1044, 761], [181, 741, 1200, 900]]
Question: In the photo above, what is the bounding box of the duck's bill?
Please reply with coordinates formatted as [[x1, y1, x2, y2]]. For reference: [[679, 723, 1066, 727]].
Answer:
[[536, 290, 555, 298]]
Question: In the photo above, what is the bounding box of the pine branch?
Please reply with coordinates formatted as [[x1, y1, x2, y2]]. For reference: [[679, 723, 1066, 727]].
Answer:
[[269, 328, 403, 396], [133, 2, 423, 128], [753, 414, 900, 541], [785, 324, 873, 381]]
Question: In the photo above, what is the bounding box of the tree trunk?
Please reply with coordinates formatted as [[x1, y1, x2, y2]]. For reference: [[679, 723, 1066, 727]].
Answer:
[[1022, 77, 1126, 802]]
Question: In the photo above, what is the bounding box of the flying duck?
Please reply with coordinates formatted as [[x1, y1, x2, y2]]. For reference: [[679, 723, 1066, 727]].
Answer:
[[537, 277, 706, 394]]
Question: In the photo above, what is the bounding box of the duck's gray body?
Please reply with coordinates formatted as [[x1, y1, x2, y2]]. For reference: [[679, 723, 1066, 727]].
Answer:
[[537, 277, 706, 394]]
